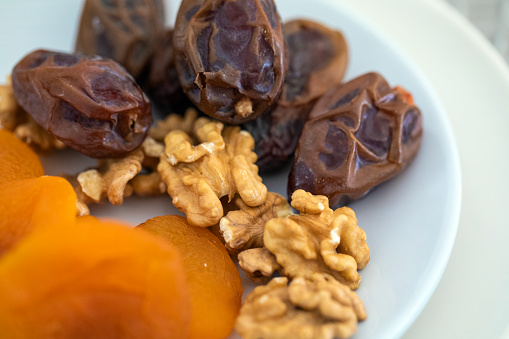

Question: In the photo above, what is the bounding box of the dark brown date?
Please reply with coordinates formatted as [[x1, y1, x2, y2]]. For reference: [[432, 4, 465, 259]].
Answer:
[[281, 19, 348, 105], [11, 50, 152, 158], [145, 29, 193, 114], [173, 0, 287, 124], [288, 72, 423, 208], [75, 0, 165, 78], [243, 19, 348, 171]]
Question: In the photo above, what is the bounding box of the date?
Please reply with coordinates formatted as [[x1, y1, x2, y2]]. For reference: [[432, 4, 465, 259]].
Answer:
[[11, 50, 152, 158], [288, 72, 423, 208], [75, 0, 165, 78], [243, 19, 348, 171], [145, 29, 193, 114], [173, 0, 287, 124]]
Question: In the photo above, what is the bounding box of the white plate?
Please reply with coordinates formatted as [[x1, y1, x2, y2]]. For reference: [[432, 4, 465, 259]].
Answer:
[[0, 1, 462, 338]]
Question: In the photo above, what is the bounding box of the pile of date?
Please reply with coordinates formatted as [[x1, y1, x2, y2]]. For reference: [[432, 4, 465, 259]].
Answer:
[[9, 0, 423, 337]]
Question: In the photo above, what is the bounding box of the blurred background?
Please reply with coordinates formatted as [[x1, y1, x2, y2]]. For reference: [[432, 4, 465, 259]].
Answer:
[[446, 0, 509, 61]]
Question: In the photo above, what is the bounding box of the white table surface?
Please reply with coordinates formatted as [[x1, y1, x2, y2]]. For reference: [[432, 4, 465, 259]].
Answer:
[[333, 0, 509, 338]]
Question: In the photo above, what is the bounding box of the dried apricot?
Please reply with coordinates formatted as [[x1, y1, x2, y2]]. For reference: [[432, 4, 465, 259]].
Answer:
[[75, 214, 100, 226], [0, 176, 77, 256], [0, 129, 43, 185], [0, 218, 191, 339], [137, 215, 243, 339]]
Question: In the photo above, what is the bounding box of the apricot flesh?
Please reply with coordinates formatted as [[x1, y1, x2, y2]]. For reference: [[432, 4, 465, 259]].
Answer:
[[0, 218, 191, 339], [137, 215, 243, 339], [0, 176, 77, 256], [0, 129, 44, 185]]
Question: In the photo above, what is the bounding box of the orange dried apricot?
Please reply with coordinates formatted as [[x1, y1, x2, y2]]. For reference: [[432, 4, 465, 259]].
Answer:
[[75, 214, 101, 226], [0, 176, 77, 256], [137, 215, 243, 339], [0, 129, 44, 185], [0, 218, 191, 339]]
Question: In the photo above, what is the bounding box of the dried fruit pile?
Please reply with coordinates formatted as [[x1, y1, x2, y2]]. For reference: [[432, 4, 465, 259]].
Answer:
[[0, 0, 424, 338], [0, 130, 242, 339]]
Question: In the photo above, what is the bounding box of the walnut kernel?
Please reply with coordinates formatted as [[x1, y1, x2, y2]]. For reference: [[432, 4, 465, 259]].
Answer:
[[149, 107, 198, 142], [238, 247, 281, 284], [158, 117, 267, 227], [0, 77, 20, 131], [238, 190, 370, 290], [235, 274, 366, 339], [219, 192, 291, 255]]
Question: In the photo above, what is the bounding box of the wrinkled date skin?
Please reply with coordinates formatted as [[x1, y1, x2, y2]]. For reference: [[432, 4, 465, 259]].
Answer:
[[145, 29, 193, 114], [244, 19, 348, 172], [174, 0, 287, 124], [288, 72, 423, 208], [11, 50, 153, 158], [75, 0, 165, 78]]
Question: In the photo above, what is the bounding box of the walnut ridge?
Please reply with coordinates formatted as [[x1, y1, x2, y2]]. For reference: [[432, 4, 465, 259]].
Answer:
[[149, 108, 199, 142], [66, 137, 166, 215], [158, 117, 267, 227], [238, 190, 370, 290], [235, 274, 366, 339], [219, 192, 291, 255]]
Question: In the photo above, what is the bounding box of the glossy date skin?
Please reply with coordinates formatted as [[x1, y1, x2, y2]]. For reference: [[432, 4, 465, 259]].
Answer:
[[75, 0, 165, 79], [11, 50, 152, 158], [173, 0, 287, 124], [288, 72, 423, 208], [243, 19, 348, 171]]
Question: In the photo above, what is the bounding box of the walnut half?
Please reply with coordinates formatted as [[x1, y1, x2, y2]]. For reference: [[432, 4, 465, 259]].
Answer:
[[0, 77, 21, 131], [219, 192, 291, 255], [66, 137, 166, 215], [158, 117, 267, 227], [239, 190, 370, 290], [235, 274, 367, 339]]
